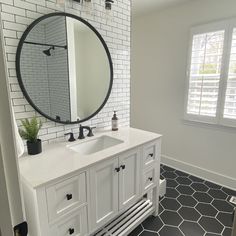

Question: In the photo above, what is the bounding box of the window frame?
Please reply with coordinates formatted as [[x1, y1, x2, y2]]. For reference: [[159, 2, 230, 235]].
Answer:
[[184, 19, 236, 128]]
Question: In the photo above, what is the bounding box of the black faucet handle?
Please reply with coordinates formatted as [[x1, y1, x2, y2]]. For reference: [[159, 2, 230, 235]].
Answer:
[[87, 126, 96, 137], [78, 125, 85, 139], [64, 132, 76, 142]]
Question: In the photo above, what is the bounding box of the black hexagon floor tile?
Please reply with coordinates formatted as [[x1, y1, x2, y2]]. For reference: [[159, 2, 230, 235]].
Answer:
[[139, 231, 158, 236], [166, 179, 178, 188], [199, 216, 224, 234], [158, 203, 164, 214], [179, 221, 205, 236], [222, 227, 232, 236], [204, 181, 222, 190], [160, 174, 165, 180], [160, 210, 183, 226], [159, 226, 184, 236], [128, 225, 143, 236], [193, 192, 213, 203], [222, 187, 236, 196], [142, 216, 163, 232], [189, 175, 205, 183], [129, 165, 234, 236], [161, 197, 181, 211], [177, 195, 197, 207], [176, 176, 192, 185], [162, 171, 177, 179], [196, 203, 218, 217], [208, 189, 227, 200], [212, 199, 234, 213], [216, 212, 234, 228], [191, 183, 209, 192], [162, 166, 175, 172], [178, 206, 201, 221], [165, 187, 180, 198], [176, 185, 194, 195], [160, 167, 165, 174], [175, 170, 189, 177]]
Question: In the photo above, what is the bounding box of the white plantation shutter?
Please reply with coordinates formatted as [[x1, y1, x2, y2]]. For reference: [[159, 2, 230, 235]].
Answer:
[[224, 28, 236, 120], [185, 19, 236, 127], [187, 30, 225, 118]]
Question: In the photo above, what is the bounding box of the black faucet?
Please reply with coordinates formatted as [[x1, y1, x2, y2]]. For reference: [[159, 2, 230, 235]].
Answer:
[[78, 125, 95, 139], [64, 132, 76, 142]]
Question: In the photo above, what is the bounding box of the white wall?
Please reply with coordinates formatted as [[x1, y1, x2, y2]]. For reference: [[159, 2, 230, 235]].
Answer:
[[131, 0, 236, 189]]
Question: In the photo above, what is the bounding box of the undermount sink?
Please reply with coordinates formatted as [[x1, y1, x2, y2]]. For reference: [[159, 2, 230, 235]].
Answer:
[[68, 135, 124, 155]]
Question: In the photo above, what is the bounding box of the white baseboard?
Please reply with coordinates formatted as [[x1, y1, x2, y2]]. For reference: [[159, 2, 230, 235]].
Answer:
[[161, 154, 236, 191]]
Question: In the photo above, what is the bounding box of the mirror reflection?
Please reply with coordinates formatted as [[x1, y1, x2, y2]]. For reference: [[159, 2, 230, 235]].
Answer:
[[19, 14, 112, 123]]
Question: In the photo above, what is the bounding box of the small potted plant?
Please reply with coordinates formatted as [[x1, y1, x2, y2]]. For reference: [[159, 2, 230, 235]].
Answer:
[[19, 117, 42, 155]]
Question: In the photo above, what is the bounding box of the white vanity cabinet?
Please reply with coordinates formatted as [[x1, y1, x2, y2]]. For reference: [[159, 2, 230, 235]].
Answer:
[[90, 148, 141, 231], [19, 128, 162, 236]]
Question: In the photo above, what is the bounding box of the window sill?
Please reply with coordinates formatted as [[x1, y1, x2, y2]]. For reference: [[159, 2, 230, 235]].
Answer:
[[182, 117, 236, 132]]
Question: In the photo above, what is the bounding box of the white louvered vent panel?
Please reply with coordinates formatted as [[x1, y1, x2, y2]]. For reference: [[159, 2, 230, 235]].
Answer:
[[224, 28, 236, 120], [187, 30, 225, 117]]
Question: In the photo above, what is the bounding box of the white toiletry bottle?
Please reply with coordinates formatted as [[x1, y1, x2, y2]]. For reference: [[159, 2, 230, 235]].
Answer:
[[112, 111, 118, 131]]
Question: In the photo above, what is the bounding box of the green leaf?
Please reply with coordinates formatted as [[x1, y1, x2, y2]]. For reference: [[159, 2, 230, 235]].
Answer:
[[19, 117, 42, 142]]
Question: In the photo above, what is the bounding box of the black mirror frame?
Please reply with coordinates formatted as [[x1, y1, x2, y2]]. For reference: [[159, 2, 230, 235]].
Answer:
[[16, 12, 113, 125]]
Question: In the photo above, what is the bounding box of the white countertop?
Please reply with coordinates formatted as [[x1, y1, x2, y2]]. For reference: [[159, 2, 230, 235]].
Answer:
[[18, 127, 162, 189]]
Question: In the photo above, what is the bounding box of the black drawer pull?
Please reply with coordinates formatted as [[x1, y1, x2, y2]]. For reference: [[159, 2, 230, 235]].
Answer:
[[69, 228, 74, 235], [115, 167, 120, 172], [66, 194, 73, 201], [148, 153, 154, 157], [148, 177, 153, 181], [120, 165, 126, 170]]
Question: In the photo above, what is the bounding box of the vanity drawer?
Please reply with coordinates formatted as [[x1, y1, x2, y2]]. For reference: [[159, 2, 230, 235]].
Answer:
[[142, 168, 157, 192], [46, 172, 87, 222], [143, 140, 160, 169], [48, 206, 88, 236]]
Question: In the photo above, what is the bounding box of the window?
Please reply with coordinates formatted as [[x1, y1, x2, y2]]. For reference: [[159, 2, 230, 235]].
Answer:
[[224, 28, 236, 120], [185, 19, 236, 127]]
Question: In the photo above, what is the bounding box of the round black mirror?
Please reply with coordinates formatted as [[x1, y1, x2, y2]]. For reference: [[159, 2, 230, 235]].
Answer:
[[16, 12, 113, 124]]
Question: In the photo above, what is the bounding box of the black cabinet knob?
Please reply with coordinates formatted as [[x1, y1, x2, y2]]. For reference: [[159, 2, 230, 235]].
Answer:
[[148, 177, 153, 181], [115, 167, 120, 172], [148, 153, 154, 157], [120, 165, 126, 170], [66, 194, 73, 200], [69, 228, 74, 235]]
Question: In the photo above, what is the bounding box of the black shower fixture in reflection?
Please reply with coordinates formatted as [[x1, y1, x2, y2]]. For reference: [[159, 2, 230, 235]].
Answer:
[[24, 41, 67, 56], [43, 46, 55, 56], [105, 0, 114, 10]]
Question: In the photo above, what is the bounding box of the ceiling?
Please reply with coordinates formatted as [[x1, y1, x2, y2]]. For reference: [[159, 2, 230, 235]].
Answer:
[[133, 0, 193, 15]]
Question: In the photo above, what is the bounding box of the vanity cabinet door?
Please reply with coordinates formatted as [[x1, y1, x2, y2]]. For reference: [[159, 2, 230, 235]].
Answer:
[[90, 158, 119, 231], [119, 148, 141, 210]]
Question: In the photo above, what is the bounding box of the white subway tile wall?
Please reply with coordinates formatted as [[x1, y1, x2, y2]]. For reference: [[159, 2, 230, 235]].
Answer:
[[0, 0, 131, 144]]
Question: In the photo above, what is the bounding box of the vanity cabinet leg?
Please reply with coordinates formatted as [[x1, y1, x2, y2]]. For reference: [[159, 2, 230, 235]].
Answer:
[[153, 186, 160, 217]]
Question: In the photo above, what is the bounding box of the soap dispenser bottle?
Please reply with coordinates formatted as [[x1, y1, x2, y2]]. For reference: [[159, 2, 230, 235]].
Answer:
[[112, 111, 118, 131]]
